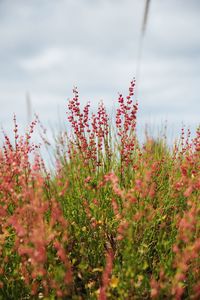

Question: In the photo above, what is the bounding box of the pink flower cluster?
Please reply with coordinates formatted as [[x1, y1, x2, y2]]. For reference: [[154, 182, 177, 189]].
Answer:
[[0, 119, 72, 297], [116, 80, 138, 170], [67, 88, 111, 171]]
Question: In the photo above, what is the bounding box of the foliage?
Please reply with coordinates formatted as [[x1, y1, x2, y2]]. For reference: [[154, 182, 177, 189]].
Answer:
[[0, 82, 200, 299]]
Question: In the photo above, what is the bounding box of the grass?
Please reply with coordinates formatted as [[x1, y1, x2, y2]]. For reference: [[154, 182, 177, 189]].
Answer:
[[0, 81, 200, 299]]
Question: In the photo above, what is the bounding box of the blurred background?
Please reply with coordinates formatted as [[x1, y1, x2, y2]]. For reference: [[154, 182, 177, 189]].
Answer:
[[0, 0, 199, 144]]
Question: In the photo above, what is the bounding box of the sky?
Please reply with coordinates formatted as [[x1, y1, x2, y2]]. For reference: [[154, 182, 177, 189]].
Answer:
[[0, 0, 200, 143]]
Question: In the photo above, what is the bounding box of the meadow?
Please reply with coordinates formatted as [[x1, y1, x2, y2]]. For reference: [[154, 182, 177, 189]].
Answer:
[[0, 81, 200, 299]]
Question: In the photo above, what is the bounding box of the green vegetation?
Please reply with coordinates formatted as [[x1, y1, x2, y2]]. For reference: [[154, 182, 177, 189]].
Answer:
[[0, 82, 200, 299]]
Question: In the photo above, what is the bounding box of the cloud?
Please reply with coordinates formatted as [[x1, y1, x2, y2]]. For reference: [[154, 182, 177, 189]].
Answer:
[[20, 48, 66, 72], [0, 0, 199, 141]]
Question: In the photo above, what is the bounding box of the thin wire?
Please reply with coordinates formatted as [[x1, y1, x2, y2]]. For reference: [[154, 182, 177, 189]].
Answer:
[[26, 92, 32, 125], [135, 0, 151, 97], [142, 0, 151, 34]]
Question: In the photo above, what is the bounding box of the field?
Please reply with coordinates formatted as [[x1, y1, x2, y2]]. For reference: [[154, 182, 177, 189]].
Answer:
[[0, 81, 200, 299]]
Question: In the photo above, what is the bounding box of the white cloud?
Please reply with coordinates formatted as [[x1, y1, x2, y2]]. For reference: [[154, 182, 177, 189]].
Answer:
[[0, 0, 199, 141], [19, 48, 66, 72]]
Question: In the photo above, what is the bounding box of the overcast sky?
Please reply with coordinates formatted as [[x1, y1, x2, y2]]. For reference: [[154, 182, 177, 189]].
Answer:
[[0, 0, 200, 142]]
